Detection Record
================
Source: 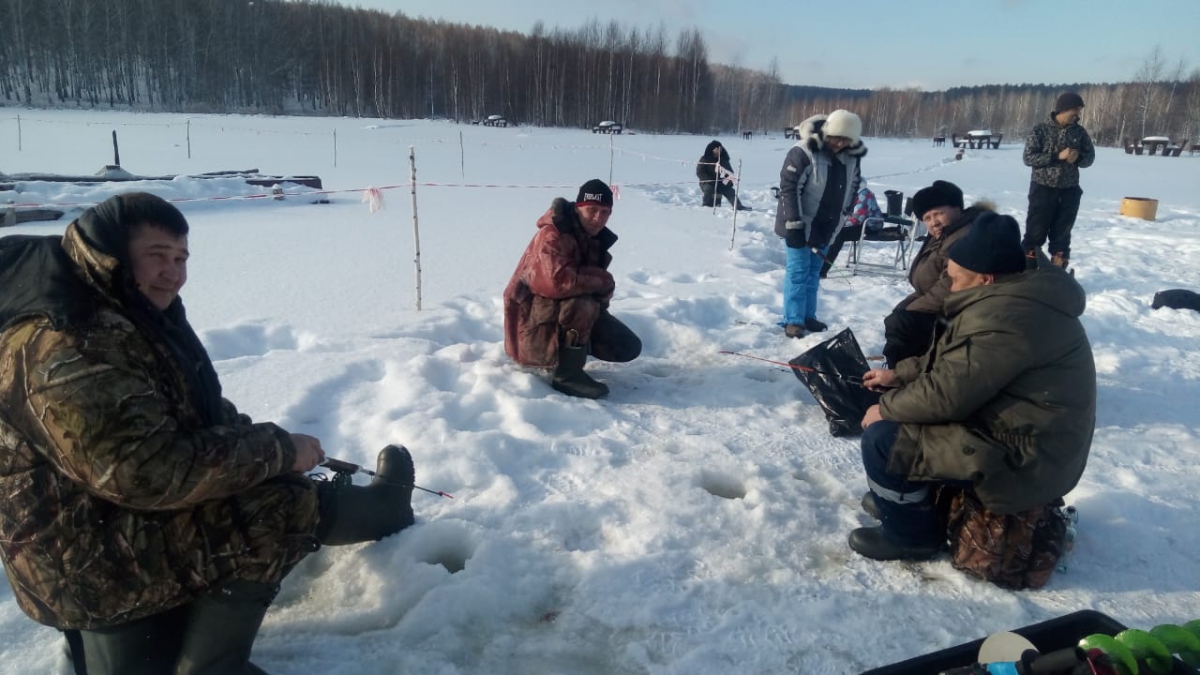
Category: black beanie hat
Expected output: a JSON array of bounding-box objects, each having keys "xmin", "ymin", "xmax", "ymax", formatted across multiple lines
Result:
[
  {"xmin": 1055, "ymin": 92, "xmax": 1084, "ymax": 113},
  {"xmin": 911, "ymin": 180, "xmax": 964, "ymax": 220},
  {"xmin": 576, "ymin": 179, "xmax": 614, "ymax": 208},
  {"xmin": 948, "ymin": 212, "xmax": 1026, "ymax": 275}
]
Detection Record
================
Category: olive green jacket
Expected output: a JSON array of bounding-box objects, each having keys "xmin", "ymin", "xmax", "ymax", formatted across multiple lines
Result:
[
  {"xmin": 880, "ymin": 268, "xmax": 1096, "ymax": 514},
  {"xmin": 0, "ymin": 222, "xmax": 318, "ymax": 629}
]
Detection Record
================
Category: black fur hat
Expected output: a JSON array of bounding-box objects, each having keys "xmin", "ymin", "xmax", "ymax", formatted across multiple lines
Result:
[{"xmin": 911, "ymin": 180, "xmax": 964, "ymax": 220}]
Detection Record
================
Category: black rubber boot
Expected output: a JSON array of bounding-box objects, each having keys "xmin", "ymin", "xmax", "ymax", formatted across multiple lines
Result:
[
  {"xmin": 551, "ymin": 344, "xmax": 609, "ymax": 399},
  {"xmin": 848, "ymin": 496, "xmax": 942, "ymax": 561},
  {"xmin": 848, "ymin": 526, "xmax": 941, "ymax": 561},
  {"xmin": 316, "ymin": 445, "xmax": 416, "ymax": 546},
  {"xmin": 804, "ymin": 317, "xmax": 828, "ymax": 333},
  {"xmin": 175, "ymin": 580, "xmax": 280, "ymax": 675}
]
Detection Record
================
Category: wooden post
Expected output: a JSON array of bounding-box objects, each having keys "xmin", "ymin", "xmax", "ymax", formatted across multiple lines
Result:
[
  {"xmin": 729, "ymin": 159, "xmax": 742, "ymax": 250},
  {"xmin": 333, "ymin": 129, "xmax": 338, "ymax": 168},
  {"xmin": 16, "ymin": 115, "xmax": 21, "ymax": 152},
  {"xmin": 409, "ymin": 146, "xmax": 423, "ymax": 311},
  {"xmin": 112, "ymin": 131, "xmax": 121, "ymax": 166},
  {"xmin": 459, "ymin": 130, "xmax": 465, "ymax": 179},
  {"xmin": 186, "ymin": 119, "xmax": 191, "ymax": 159},
  {"xmin": 609, "ymin": 133, "xmax": 614, "ymax": 185}
]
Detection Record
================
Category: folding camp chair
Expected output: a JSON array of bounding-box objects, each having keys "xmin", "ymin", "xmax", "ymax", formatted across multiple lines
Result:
[{"xmin": 848, "ymin": 194, "xmax": 920, "ymax": 276}]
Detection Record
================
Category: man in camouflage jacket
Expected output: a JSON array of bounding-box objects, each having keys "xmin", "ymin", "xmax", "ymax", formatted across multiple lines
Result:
[
  {"xmin": 1021, "ymin": 92, "xmax": 1096, "ymax": 267},
  {"xmin": 0, "ymin": 193, "xmax": 414, "ymax": 673}
]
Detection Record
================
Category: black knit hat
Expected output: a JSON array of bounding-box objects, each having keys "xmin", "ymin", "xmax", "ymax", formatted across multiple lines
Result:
[
  {"xmin": 1055, "ymin": 92, "xmax": 1085, "ymax": 113},
  {"xmin": 948, "ymin": 212, "xmax": 1026, "ymax": 275},
  {"xmin": 576, "ymin": 179, "xmax": 614, "ymax": 208},
  {"xmin": 911, "ymin": 180, "xmax": 964, "ymax": 220}
]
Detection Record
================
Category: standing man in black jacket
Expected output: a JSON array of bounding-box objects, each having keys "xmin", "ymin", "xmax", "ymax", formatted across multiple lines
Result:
[{"xmin": 1021, "ymin": 92, "xmax": 1095, "ymax": 269}]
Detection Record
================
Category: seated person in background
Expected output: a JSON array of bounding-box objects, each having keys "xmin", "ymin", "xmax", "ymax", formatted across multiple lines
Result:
[
  {"xmin": 851, "ymin": 213, "xmax": 1095, "ymax": 562},
  {"xmin": 882, "ymin": 180, "xmax": 992, "ymax": 367},
  {"xmin": 0, "ymin": 192, "xmax": 415, "ymax": 674},
  {"xmin": 820, "ymin": 186, "xmax": 884, "ymax": 278},
  {"xmin": 504, "ymin": 179, "xmax": 642, "ymax": 400},
  {"xmin": 696, "ymin": 140, "xmax": 751, "ymax": 211}
]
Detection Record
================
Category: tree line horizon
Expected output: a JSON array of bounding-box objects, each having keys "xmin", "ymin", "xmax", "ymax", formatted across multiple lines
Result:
[{"xmin": 2, "ymin": 0, "xmax": 1197, "ymax": 147}]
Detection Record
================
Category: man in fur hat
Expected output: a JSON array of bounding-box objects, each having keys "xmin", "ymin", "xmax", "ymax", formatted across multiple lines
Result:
[
  {"xmin": 881, "ymin": 180, "xmax": 994, "ymax": 367},
  {"xmin": 1021, "ymin": 92, "xmax": 1095, "ymax": 269},
  {"xmin": 773, "ymin": 109, "xmax": 867, "ymax": 338}
]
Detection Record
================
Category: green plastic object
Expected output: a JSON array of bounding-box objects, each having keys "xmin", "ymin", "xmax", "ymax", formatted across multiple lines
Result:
[
  {"xmin": 1078, "ymin": 633, "xmax": 1139, "ymax": 675},
  {"xmin": 1115, "ymin": 628, "xmax": 1173, "ymax": 675}
]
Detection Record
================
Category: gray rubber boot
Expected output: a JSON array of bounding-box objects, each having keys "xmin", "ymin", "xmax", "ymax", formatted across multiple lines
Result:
[{"xmin": 316, "ymin": 445, "xmax": 416, "ymax": 546}]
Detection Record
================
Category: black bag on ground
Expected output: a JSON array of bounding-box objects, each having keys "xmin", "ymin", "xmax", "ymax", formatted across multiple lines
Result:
[
  {"xmin": 789, "ymin": 327, "xmax": 879, "ymax": 437},
  {"xmin": 1151, "ymin": 288, "xmax": 1200, "ymax": 313}
]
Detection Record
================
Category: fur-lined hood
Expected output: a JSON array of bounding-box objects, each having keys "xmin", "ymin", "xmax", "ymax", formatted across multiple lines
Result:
[{"xmin": 794, "ymin": 113, "xmax": 867, "ymax": 158}]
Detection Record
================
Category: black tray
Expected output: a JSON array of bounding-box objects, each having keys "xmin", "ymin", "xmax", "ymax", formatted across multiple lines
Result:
[{"xmin": 861, "ymin": 609, "xmax": 1200, "ymax": 674}]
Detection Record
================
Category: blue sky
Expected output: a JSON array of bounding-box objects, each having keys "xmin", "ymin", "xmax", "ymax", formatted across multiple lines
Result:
[{"xmin": 345, "ymin": 0, "xmax": 1200, "ymax": 89}]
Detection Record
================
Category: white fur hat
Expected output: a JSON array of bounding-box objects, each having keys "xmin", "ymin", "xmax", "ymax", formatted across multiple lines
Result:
[{"xmin": 824, "ymin": 109, "xmax": 862, "ymax": 143}]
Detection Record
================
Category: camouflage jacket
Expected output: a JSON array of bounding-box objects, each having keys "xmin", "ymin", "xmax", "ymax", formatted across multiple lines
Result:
[
  {"xmin": 1023, "ymin": 114, "xmax": 1096, "ymax": 189},
  {"xmin": 503, "ymin": 198, "xmax": 617, "ymax": 367},
  {"xmin": 0, "ymin": 223, "xmax": 319, "ymax": 630}
]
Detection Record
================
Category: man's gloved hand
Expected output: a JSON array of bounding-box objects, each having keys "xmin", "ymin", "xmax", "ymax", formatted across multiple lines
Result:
[{"xmin": 784, "ymin": 223, "xmax": 807, "ymax": 249}]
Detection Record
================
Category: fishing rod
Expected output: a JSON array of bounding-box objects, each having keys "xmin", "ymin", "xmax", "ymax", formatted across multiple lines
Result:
[
  {"xmin": 322, "ymin": 457, "xmax": 455, "ymax": 499},
  {"xmin": 718, "ymin": 349, "xmax": 886, "ymax": 388}
]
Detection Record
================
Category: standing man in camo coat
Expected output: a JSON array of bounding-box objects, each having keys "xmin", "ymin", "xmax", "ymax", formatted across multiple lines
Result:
[
  {"xmin": 0, "ymin": 193, "xmax": 416, "ymax": 674},
  {"xmin": 1021, "ymin": 92, "xmax": 1095, "ymax": 268}
]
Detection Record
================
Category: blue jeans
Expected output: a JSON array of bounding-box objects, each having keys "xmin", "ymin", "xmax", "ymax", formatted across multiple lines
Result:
[{"xmin": 781, "ymin": 244, "xmax": 824, "ymax": 326}]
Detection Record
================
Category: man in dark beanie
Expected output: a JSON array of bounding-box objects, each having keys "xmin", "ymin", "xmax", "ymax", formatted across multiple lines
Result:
[
  {"xmin": 881, "ymin": 180, "xmax": 997, "ymax": 367},
  {"xmin": 0, "ymin": 192, "xmax": 419, "ymax": 673},
  {"xmin": 504, "ymin": 179, "xmax": 641, "ymax": 399},
  {"xmin": 849, "ymin": 212, "xmax": 1096, "ymax": 564},
  {"xmin": 1022, "ymin": 91, "xmax": 1095, "ymax": 269}
]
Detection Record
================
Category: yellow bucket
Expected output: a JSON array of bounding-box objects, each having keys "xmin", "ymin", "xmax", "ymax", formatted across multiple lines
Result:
[{"xmin": 1119, "ymin": 197, "xmax": 1158, "ymax": 221}]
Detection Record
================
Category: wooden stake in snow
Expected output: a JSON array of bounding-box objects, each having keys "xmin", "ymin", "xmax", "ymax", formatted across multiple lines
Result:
[
  {"xmin": 409, "ymin": 146, "xmax": 423, "ymax": 311},
  {"xmin": 333, "ymin": 129, "xmax": 338, "ymax": 168},
  {"xmin": 729, "ymin": 159, "xmax": 742, "ymax": 250},
  {"xmin": 459, "ymin": 130, "xmax": 465, "ymax": 179},
  {"xmin": 186, "ymin": 119, "xmax": 191, "ymax": 159},
  {"xmin": 112, "ymin": 131, "xmax": 121, "ymax": 166},
  {"xmin": 17, "ymin": 115, "xmax": 21, "ymax": 152},
  {"xmin": 609, "ymin": 134, "xmax": 614, "ymax": 185}
]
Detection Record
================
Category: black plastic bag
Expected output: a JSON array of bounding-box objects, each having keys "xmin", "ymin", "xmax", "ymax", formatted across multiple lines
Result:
[{"xmin": 789, "ymin": 327, "xmax": 880, "ymax": 437}]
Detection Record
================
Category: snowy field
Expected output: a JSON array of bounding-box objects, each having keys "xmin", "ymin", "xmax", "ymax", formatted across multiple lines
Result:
[{"xmin": 1, "ymin": 109, "xmax": 1199, "ymax": 674}]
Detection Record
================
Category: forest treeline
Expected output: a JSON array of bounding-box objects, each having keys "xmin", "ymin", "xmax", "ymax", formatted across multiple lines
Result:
[{"xmin": 2, "ymin": 0, "xmax": 1197, "ymax": 146}]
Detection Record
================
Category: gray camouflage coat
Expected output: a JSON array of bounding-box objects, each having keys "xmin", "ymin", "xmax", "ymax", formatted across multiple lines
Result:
[{"xmin": 1023, "ymin": 113, "xmax": 1095, "ymax": 189}]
